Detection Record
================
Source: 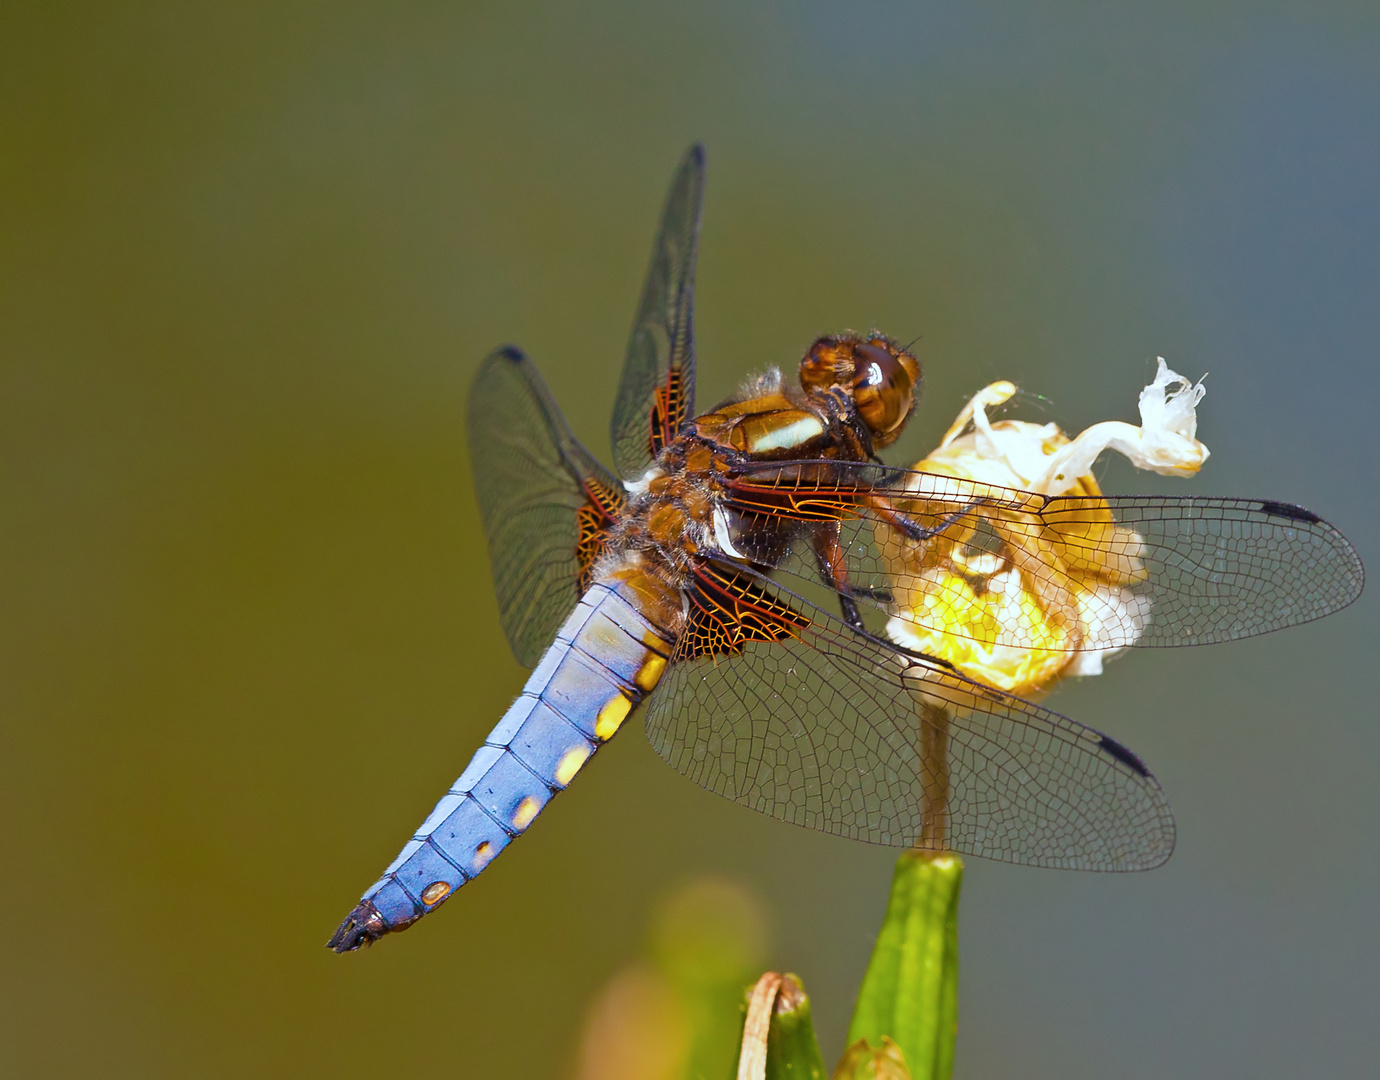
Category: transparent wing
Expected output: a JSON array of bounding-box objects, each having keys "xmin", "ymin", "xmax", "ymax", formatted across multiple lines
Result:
[
  {"xmin": 719, "ymin": 460, "xmax": 1365, "ymax": 651},
  {"xmin": 610, "ymin": 144, "xmax": 704, "ymax": 481},
  {"xmin": 644, "ymin": 562, "xmax": 1174, "ymax": 870},
  {"xmin": 468, "ymin": 347, "xmax": 625, "ymax": 667}
]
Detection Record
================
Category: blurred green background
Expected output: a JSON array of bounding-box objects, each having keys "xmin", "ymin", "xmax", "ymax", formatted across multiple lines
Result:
[{"xmin": 2, "ymin": 3, "xmax": 1377, "ymax": 1077}]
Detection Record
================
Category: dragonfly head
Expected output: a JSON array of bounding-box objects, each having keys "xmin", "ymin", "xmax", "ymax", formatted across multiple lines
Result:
[{"xmin": 798, "ymin": 333, "xmax": 921, "ymax": 449}]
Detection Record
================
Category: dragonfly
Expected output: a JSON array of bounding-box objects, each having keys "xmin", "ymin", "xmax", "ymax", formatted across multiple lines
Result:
[{"xmin": 328, "ymin": 145, "xmax": 1364, "ymax": 952}]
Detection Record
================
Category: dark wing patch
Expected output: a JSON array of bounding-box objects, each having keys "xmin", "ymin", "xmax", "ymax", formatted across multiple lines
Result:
[
  {"xmin": 610, "ymin": 145, "xmax": 705, "ymax": 481},
  {"xmin": 679, "ymin": 561, "xmax": 812, "ymax": 659},
  {"xmin": 649, "ymin": 363, "xmax": 689, "ymax": 462},
  {"xmin": 1258, "ymin": 499, "xmax": 1322, "ymax": 525},
  {"xmin": 575, "ymin": 475, "xmax": 625, "ymax": 594},
  {"xmin": 1097, "ymin": 735, "xmax": 1151, "ymax": 778},
  {"xmin": 468, "ymin": 347, "xmax": 625, "ymax": 667}
]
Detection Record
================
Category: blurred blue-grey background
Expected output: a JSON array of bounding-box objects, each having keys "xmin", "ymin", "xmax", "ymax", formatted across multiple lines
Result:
[{"xmin": 2, "ymin": 3, "xmax": 1377, "ymax": 1077}]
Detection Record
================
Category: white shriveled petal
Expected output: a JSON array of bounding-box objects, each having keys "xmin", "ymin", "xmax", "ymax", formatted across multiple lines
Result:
[
  {"xmin": 929, "ymin": 359, "xmax": 1210, "ymax": 498},
  {"xmin": 1033, "ymin": 358, "xmax": 1209, "ymax": 494}
]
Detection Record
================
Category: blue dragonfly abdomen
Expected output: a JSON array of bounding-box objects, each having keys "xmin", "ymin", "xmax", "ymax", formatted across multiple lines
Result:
[{"xmin": 328, "ymin": 577, "xmax": 674, "ymax": 951}]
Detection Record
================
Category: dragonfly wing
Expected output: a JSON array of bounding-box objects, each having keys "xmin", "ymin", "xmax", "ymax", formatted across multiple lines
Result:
[
  {"xmin": 1058, "ymin": 493, "xmax": 1364, "ymax": 644},
  {"xmin": 722, "ymin": 460, "xmax": 1365, "ymax": 651},
  {"xmin": 468, "ymin": 347, "xmax": 625, "ymax": 667},
  {"xmin": 644, "ymin": 562, "xmax": 1174, "ymax": 870},
  {"xmin": 610, "ymin": 144, "xmax": 704, "ymax": 482}
]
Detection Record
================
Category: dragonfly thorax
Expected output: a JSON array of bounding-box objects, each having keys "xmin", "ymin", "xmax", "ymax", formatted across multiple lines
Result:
[{"xmin": 598, "ymin": 338, "xmax": 922, "ymax": 595}]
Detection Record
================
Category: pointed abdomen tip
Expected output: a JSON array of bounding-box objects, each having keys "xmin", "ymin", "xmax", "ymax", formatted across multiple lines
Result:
[{"xmin": 326, "ymin": 900, "xmax": 390, "ymax": 954}]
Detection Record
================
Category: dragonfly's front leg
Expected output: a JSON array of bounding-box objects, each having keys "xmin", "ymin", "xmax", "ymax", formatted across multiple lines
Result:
[{"xmin": 869, "ymin": 496, "xmax": 983, "ymax": 544}]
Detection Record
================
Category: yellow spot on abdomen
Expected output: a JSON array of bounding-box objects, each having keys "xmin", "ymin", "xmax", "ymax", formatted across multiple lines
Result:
[
  {"xmin": 473, "ymin": 840, "xmax": 496, "ymax": 872},
  {"xmin": 511, "ymin": 795, "xmax": 540, "ymax": 830},
  {"xmin": 421, "ymin": 880, "xmax": 451, "ymax": 906},
  {"xmin": 635, "ymin": 653, "xmax": 667, "ymax": 692},
  {"xmin": 595, "ymin": 693, "xmax": 632, "ymax": 740},
  {"xmin": 554, "ymin": 745, "xmax": 592, "ymax": 786}
]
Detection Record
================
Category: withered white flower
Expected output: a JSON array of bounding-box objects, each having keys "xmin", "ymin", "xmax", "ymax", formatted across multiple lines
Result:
[{"xmin": 885, "ymin": 359, "xmax": 1209, "ymax": 695}]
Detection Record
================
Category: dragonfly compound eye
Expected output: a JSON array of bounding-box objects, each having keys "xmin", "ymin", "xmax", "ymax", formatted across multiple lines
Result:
[{"xmin": 850, "ymin": 340, "xmax": 919, "ymax": 447}]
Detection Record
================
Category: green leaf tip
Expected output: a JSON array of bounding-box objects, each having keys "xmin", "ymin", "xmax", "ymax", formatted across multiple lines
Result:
[
  {"xmin": 844, "ymin": 851, "xmax": 963, "ymax": 1080},
  {"xmin": 766, "ymin": 974, "xmax": 829, "ymax": 1080},
  {"xmin": 735, "ymin": 972, "xmax": 829, "ymax": 1080}
]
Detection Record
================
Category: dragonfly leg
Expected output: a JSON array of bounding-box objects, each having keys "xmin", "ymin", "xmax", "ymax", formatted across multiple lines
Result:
[
  {"xmin": 811, "ymin": 523, "xmax": 869, "ymax": 633},
  {"xmin": 837, "ymin": 592, "xmax": 866, "ymax": 632},
  {"xmin": 870, "ymin": 497, "xmax": 984, "ymax": 543}
]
